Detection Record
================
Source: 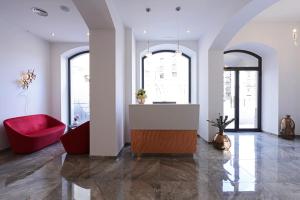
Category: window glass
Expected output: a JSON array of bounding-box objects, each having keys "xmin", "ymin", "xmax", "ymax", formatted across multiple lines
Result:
[
  {"xmin": 69, "ymin": 52, "xmax": 90, "ymax": 125},
  {"xmin": 143, "ymin": 52, "xmax": 190, "ymax": 104}
]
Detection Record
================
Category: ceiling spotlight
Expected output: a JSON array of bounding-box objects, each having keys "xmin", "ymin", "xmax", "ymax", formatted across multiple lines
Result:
[
  {"xmin": 143, "ymin": 30, "xmax": 147, "ymax": 34},
  {"xmin": 186, "ymin": 30, "xmax": 191, "ymax": 33},
  {"xmin": 31, "ymin": 7, "xmax": 48, "ymax": 17},
  {"xmin": 292, "ymin": 28, "xmax": 298, "ymax": 46},
  {"xmin": 60, "ymin": 5, "xmax": 70, "ymax": 12},
  {"xmin": 51, "ymin": 32, "xmax": 55, "ymax": 37}
]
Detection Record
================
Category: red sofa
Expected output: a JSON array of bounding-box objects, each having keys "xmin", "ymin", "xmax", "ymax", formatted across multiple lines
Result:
[
  {"xmin": 60, "ymin": 121, "xmax": 89, "ymax": 154},
  {"xmin": 3, "ymin": 114, "xmax": 66, "ymax": 153}
]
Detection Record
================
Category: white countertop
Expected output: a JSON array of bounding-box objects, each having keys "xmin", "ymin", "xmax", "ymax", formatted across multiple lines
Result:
[{"xmin": 129, "ymin": 104, "xmax": 199, "ymax": 130}]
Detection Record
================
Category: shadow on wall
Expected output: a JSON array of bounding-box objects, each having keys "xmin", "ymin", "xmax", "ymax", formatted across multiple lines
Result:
[
  {"xmin": 0, "ymin": 126, "xmax": 9, "ymax": 150},
  {"xmin": 226, "ymin": 42, "xmax": 279, "ymax": 134}
]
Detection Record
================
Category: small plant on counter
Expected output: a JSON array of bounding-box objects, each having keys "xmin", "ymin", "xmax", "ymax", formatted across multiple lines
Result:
[{"xmin": 136, "ymin": 89, "xmax": 147, "ymax": 104}]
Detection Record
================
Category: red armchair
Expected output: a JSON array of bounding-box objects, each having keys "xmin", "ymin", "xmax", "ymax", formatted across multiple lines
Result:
[
  {"xmin": 60, "ymin": 121, "xmax": 89, "ymax": 154},
  {"xmin": 3, "ymin": 114, "xmax": 66, "ymax": 153}
]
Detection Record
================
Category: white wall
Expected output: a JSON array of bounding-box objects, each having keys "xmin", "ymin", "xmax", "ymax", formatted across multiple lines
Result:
[
  {"xmin": 49, "ymin": 42, "xmax": 88, "ymax": 124},
  {"xmin": 73, "ymin": 0, "xmax": 126, "ymax": 156},
  {"xmin": 115, "ymin": 23, "xmax": 125, "ymax": 153},
  {"xmin": 228, "ymin": 22, "xmax": 300, "ymax": 134},
  {"xmin": 262, "ymin": 51, "xmax": 278, "ymax": 134},
  {"xmin": 124, "ymin": 28, "xmax": 136, "ymax": 142},
  {"xmin": 89, "ymin": 29, "xmax": 118, "ymax": 156},
  {"xmin": 0, "ymin": 18, "xmax": 50, "ymax": 150}
]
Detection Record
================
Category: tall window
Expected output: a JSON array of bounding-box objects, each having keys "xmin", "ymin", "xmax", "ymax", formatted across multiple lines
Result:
[
  {"xmin": 142, "ymin": 50, "xmax": 191, "ymax": 104},
  {"xmin": 68, "ymin": 51, "xmax": 90, "ymax": 125},
  {"xmin": 224, "ymin": 50, "xmax": 261, "ymax": 131}
]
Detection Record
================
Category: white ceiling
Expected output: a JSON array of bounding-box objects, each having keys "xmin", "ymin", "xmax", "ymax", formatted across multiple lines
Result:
[
  {"xmin": 112, "ymin": 0, "xmax": 251, "ymax": 41},
  {"xmin": 0, "ymin": 0, "xmax": 88, "ymax": 42},
  {"xmin": 254, "ymin": 0, "xmax": 300, "ymax": 22},
  {"xmin": 2, "ymin": 0, "xmax": 296, "ymax": 43}
]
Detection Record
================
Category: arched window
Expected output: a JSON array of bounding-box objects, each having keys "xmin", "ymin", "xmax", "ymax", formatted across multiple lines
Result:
[
  {"xmin": 142, "ymin": 50, "xmax": 191, "ymax": 104},
  {"xmin": 68, "ymin": 51, "xmax": 90, "ymax": 125},
  {"xmin": 224, "ymin": 50, "xmax": 262, "ymax": 131}
]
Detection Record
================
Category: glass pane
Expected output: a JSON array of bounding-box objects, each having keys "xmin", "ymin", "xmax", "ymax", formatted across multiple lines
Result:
[
  {"xmin": 223, "ymin": 71, "xmax": 235, "ymax": 129},
  {"xmin": 239, "ymin": 71, "xmax": 258, "ymax": 129},
  {"xmin": 224, "ymin": 52, "xmax": 258, "ymax": 68},
  {"xmin": 144, "ymin": 52, "xmax": 189, "ymax": 104},
  {"xmin": 70, "ymin": 53, "xmax": 90, "ymax": 125}
]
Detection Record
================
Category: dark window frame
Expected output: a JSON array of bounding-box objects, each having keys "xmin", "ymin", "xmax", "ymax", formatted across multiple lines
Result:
[
  {"xmin": 141, "ymin": 50, "xmax": 192, "ymax": 103},
  {"xmin": 67, "ymin": 50, "xmax": 90, "ymax": 125},
  {"xmin": 224, "ymin": 49, "xmax": 262, "ymax": 132}
]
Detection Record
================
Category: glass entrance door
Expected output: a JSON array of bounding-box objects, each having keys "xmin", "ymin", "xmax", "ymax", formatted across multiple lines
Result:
[
  {"xmin": 224, "ymin": 71, "xmax": 236, "ymax": 129},
  {"xmin": 224, "ymin": 50, "xmax": 261, "ymax": 131},
  {"xmin": 239, "ymin": 71, "xmax": 258, "ymax": 129}
]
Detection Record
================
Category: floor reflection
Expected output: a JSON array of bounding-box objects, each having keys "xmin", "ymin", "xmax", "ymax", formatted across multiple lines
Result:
[
  {"xmin": 1, "ymin": 132, "xmax": 300, "ymax": 199},
  {"xmin": 222, "ymin": 134, "xmax": 256, "ymax": 192},
  {"xmin": 72, "ymin": 183, "xmax": 91, "ymax": 200}
]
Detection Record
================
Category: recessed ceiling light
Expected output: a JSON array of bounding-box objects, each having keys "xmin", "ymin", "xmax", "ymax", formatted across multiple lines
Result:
[
  {"xmin": 143, "ymin": 30, "xmax": 147, "ymax": 34},
  {"xmin": 31, "ymin": 7, "xmax": 48, "ymax": 17},
  {"xmin": 60, "ymin": 5, "xmax": 70, "ymax": 12},
  {"xmin": 186, "ymin": 30, "xmax": 191, "ymax": 33},
  {"xmin": 51, "ymin": 32, "xmax": 55, "ymax": 37}
]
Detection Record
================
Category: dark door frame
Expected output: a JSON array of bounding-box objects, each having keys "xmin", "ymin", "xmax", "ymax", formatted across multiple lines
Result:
[
  {"xmin": 141, "ymin": 50, "xmax": 192, "ymax": 103},
  {"xmin": 224, "ymin": 50, "xmax": 262, "ymax": 132},
  {"xmin": 67, "ymin": 50, "xmax": 90, "ymax": 125}
]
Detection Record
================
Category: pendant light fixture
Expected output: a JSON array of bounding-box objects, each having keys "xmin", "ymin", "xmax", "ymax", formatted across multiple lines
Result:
[
  {"xmin": 293, "ymin": 28, "xmax": 298, "ymax": 46},
  {"xmin": 174, "ymin": 6, "xmax": 182, "ymax": 57},
  {"xmin": 145, "ymin": 7, "xmax": 152, "ymax": 57},
  {"xmin": 146, "ymin": 40, "xmax": 152, "ymax": 57},
  {"xmin": 175, "ymin": 40, "xmax": 182, "ymax": 57}
]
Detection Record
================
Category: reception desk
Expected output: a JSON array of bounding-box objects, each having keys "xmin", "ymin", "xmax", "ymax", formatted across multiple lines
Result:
[{"xmin": 129, "ymin": 104, "xmax": 199, "ymax": 155}]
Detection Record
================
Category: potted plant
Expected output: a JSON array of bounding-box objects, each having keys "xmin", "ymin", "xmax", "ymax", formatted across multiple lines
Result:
[
  {"xmin": 136, "ymin": 89, "xmax": 147, "ymax": 104},
  {"xmin": 207, "ymin": 114, "xmax": 234, "ymax": 151}
]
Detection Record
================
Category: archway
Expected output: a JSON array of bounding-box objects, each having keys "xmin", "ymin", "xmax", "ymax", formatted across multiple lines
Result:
[
  {"xmin": 198, "ymin": 0, "xmax": 279, "ymax": 141},
  {"xmin": 226, "ymin": 43, "xmax": 278, "ymax": 134},
  {"xmin": 59, "ymin": 46, "xmax": 89, "ymax": 125}
]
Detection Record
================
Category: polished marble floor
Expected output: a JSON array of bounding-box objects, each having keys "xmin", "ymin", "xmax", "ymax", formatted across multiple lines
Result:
[{"xmin": 1, "ymin": 132, "xmax": 300, "ymax": 199}]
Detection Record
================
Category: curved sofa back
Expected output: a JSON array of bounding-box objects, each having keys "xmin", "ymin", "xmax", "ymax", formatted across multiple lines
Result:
[{"xmin": 3, "ymin": 114, "xmax": 62, "ymax": 135}]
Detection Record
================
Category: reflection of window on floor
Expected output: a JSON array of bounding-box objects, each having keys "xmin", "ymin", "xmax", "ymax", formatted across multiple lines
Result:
[
  {"xmin": 68, "ymin": 52, "xmax": 90, "ymax": 125},
  {"xmin": 142, "ymin": 51, "xmax": 190, "ymax": 104},
  {"xmin": 72, "ymin": 184, "xmax": 91, "ymax": 200},
  {"xmin": 222, "ymin": 135, "xmax": 256, "ymax": 192}
]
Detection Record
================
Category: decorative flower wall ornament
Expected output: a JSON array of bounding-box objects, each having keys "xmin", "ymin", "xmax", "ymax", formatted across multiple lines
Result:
[{"xmin": 19, "ymin": 69, "xmax": 36, "ymax": 89}]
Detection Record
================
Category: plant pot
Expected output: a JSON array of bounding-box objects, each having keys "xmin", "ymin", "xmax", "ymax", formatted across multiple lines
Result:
[
  {"xmin": 213, "ymin": 132, "xmax": 231, "ymax": 151},
  {"xmin": 137, "ymin": 98, "xmax": 145, "ymax": 104}
]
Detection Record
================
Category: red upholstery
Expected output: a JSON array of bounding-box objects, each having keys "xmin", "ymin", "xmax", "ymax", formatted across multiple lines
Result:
[
  {"xmin": 60, "ymin": 121, "xmax": 89, "ymax": 154},
  {"xmin": 3, "ymin": 114, "xmax": 66, "ymax": 153}
]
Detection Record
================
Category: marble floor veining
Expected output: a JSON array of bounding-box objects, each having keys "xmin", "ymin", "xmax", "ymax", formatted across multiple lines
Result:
[{"xmin": 1, "ymin": 132, "xmax": 300, "ymax": 199}]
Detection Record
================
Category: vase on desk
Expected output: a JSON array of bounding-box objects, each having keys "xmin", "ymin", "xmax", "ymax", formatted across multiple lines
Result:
[{"xmin": 137, "ymin": 98, "xmax": 145, "ymax": 104}]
